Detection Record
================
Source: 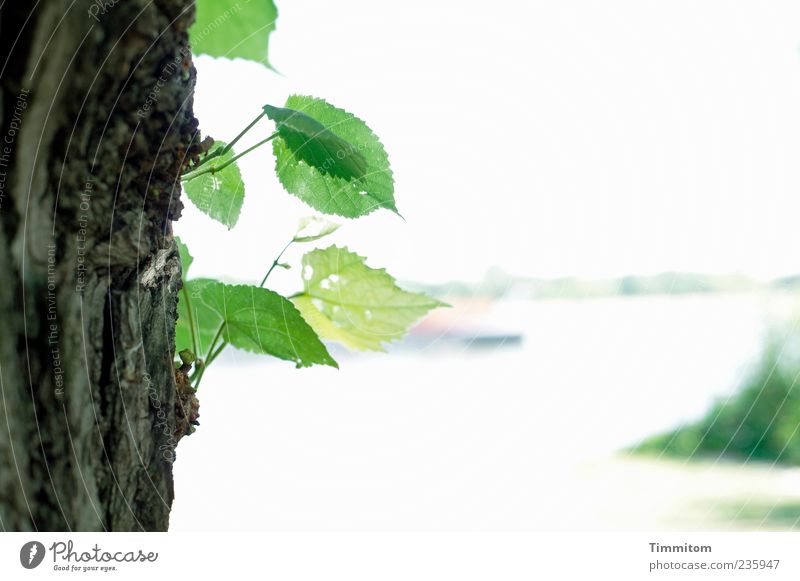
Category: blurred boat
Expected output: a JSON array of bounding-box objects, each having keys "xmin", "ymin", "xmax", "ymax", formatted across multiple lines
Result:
[{"xmin": 406, "ymin": 298, "xmax": 523, "ymax": 349}]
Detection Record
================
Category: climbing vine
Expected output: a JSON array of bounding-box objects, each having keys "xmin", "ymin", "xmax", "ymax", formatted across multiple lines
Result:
[{"xmin": 174, "ymin": 1, "xmax": 444, "ymax": 404}]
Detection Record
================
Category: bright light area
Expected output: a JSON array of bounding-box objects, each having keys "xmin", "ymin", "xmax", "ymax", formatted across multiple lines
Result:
[
  {"xmin": 172, "ymin": 0, "xmax": 800, "ymax": 532},
  {"xmin": 179, "ymin": 0, "xmax": 800, "ymax": 285}
]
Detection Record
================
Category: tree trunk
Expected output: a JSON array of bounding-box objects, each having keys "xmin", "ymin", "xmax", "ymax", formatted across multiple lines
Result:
[{"xmin": 0, "ymin": 0, "xmax": 202, "ymax": 531}]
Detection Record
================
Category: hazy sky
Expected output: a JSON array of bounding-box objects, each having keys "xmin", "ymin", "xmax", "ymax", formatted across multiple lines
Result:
[{"xmin": 177, "ymin": 0, "xmax": 800, "ymax": 286}]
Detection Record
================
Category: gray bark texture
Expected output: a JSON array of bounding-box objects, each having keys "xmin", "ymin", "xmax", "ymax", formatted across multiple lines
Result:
[{"xmin": 0, "ymin": 0, "xmax": 203, "ymax": 531}]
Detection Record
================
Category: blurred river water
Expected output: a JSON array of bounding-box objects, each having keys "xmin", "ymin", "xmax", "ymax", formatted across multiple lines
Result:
[{"xmin": 171, "ymin": 293, "xmax": 800, "ymax": 531}]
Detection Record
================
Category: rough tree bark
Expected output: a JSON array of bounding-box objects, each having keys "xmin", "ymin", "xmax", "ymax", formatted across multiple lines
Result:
[{"xmin": 0, "ymin": 0, "xmax": 203, "ymax": 531}]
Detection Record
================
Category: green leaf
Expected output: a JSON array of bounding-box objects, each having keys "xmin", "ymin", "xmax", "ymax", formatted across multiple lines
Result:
[
  {"xmin": 198, "ymin": 281, "xmax": 338, "ymax": 368},
  {"xmin": 176, "ymin": 277, "xmax": 225, "ymax": 357},
  {"xmin": 269, "ymin": 96, "xmax": 396, "ymax": 218},
  {"xmin": 190, "ymin": 0, "xmax": 278, "ymax": 67},
  {"xmin": 176, "ymin": 236, "xmax": 193, "ymax": 276},
  {"xmin": 264, "ymin": 104, "xmax": 368, "ymax": 181},
  {"xmin": 292, "ymin": 246, "xmax": 445, "ymax": 351},
  {"xmin": 183, "ymin": 140, "xmax": 245, "ymax": 229},
  {"xmin": 292, "ymin": 216, "xmax": 340, "ymax": 243}
]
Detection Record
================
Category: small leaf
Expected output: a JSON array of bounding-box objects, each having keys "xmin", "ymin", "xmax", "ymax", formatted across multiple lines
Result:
[
  {"xmin": 198, "ymin": 281, "xmax": 338, "ymax": 368},
  {"xmin": 179, "ymin": 349, "xmax": 196, "ymax": 365},
  {"xmin": 292, "ymin": 246, "xmax": 445, "ymax": 351},
  {"xmin": 176, "ymin": 236, "xmax": 193, "ymax": 276},
  {"xmin": 293, "ymin": 216, "xmax": 340, "ymax": 243},
  {"xmin": 270, "ymin": 96, "xmax": 396, "ymax": 218},
  {"xmin": 190, "ymin": 0, "xmax": 278, "ymax": 67},
  {"xmin": 183, "ymin": 140, "xmax": 245, "ymax": 229}
]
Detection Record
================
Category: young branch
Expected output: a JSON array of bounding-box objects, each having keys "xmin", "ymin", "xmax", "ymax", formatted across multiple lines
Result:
[
  {"xmin": 181, "ymin": 132, "xmax": 279, "ymax": 183},
  {"xmin": 188, "ymin": 111, "xmax": 267, "ymax": 173}
]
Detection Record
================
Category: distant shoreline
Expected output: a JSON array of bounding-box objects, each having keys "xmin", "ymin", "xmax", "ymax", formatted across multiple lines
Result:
[{"xmin": 405, "ymin": 271, "xmax": 800, "ymax": 301}]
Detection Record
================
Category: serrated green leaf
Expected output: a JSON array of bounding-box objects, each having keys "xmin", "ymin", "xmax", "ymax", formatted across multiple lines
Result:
[
  {"xmin": 198, "ymin": 281, "xmax": 337, "ymax": 368},
  {"xmin": 190, "ymin": 0, "xmax": 278, "ymax": 67},
  {"xmin": 270, "ymin": 96, "xmax": 396, "ymax": 218},
  {"xmin": 176, "ymin": 278, "xmax": 224, "ymax": 357},
  {"xmin": 293, "ymin": 216, "xmax": 340, "ymax": 243},
  {"xmin": 183, "ymin": 140, "xmax": 244, "ymax": 229},
  {"xmin": 264, "ymin": 104, "xmax": 368, "ymax": 181},
  {"xmin": 292, "ymin": 246, "xmax": 445, "ymax": 351}
]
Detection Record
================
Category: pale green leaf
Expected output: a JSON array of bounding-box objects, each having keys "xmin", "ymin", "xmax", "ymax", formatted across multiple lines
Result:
[
  {"xmin": 293, "ymin": 246, "xmax": 445, "ymax": 351},
  {"xmin": 293, "ymin": 296, "xmax": 375, "ymax": 351},
  {"xmin": 183, "ymin": 140, "xmax": 244, "ymax": 229},
  {"xmin": 190, "ymin": 0, "xmax": 278, "ymax": 67},
  {"xmin": 293, "ymin": 216, "xmax": 340, "ymax": 243},
  {"xmin": 198, "ymin": 281, "xmax": 337, "ymax": 368},
  {"xmin": 270, "ymin": 96, "xmax": 396, "ymax": 218}
]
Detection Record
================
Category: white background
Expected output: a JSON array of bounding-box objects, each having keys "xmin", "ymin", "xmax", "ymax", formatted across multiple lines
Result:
[
  {"xmin": 180, "ymin": 0, "xmax": 800, "ymax": 285},
  {"xmin": 172, "ymin": 0, "xmax": 800, "ymax": 532}
]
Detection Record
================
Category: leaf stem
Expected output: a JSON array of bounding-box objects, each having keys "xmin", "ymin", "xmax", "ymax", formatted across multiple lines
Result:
[
  {"xmin": 181, "ymin": 285, "xmax": 199, "ymax": 358},
  {"xmin": 224, "ymin": 111, "xmax": 267, "ymax": 155},
  {"xmin": 192, "ymin": 146, "xmax": 223, "ymax": 171},
  {"xmin": 190, "ymin": 238, "xmax": 296, "ymax": 390},
  {"xmin": 206, "ymin": 322, "xmax": 227, "ymax": 362},
  {"xmin": 186, "ymin": 112, "xmax": 266, "ymax": 173},
  {"xmin": 181, "ymin": 132, "xmax": 279, "ymax": 183},
  {"xmin": 260, "ymin": 240, "xmax": 295, "ymax": 287},
  {"xmin": 204, "ymin": 341, "xmax": 227, "ymax": 369},
  {"xmin": 193, "ymin": 322, "xmax": 226, "ymax": 389}
]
